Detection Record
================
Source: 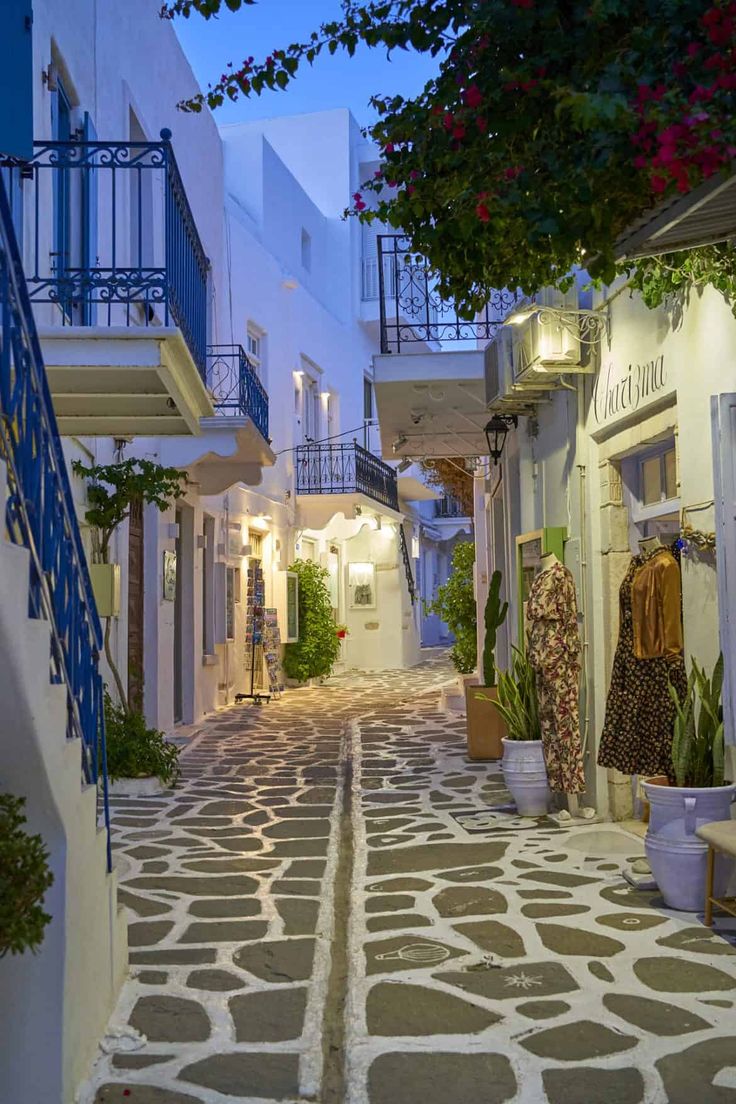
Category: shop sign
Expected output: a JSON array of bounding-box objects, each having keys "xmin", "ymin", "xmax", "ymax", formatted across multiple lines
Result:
[{"xmin": 593, "ymin": 354, "xmax": 669, "ymax": 426}]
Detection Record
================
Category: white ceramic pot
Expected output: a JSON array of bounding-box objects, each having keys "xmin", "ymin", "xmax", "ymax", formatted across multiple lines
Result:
[
  {"xmin": 501, "ymin": 738, "xmax": 551, "ymax": 817},
  {"xmin": 107, "ymin": 776, "xmax": 166, "ymax": 798}
]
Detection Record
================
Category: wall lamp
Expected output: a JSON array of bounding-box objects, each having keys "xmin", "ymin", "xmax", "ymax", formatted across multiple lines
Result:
[
  {"xmin": 392, "ymin": 433, "xmax": 408, "ymax": 454},
  {"xmin": 484, "ymin": 415, "xmax": 518, "ymax": 466}
]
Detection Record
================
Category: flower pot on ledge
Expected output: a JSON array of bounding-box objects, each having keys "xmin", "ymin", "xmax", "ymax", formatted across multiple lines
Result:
[{"xmin": 465, "ymin": 684, "xmax": 505, "ymax": 760}]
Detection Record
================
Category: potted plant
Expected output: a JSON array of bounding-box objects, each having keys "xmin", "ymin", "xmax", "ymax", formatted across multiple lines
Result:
[
  {"xmin": 104, "ymin": 692, "xmax": 181, "ymax": 796},
  {"xmin": 283, "ymin": 561, "xmax": 341, "ymax": 685},
  {"xmin": 0, "ymin": 795, "xmax": 53, "ymax": 958},
  {"xmin": 465, "ymin": 570, "xmax": 509, "ymax": 760},
  {"xmin": 493, "ymin": 647, "xmax": 551, "ymax": 816},
  {"xmin": 642, "ymin": 655, "xmax": 736, "ymax": 911}
]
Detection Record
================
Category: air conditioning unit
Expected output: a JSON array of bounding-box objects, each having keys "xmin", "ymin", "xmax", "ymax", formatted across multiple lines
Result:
[
  {"xmin": 512, "ymin": 285, "xmax": 591, "ymax": 388},
  {"xmin": 485, "ymin": 326, "xmax": 549, "ymax": 413}
]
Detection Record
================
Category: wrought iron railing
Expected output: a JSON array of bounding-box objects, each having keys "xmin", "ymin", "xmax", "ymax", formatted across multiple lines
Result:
[
  {"xmin": 295, "ymin": 441, "xmax": 399, "ymax": 512},
  {"xmin": 207, "ymin": 344, "xmax": 270, "ymax": 440},
  {"xmin": 434, "ymin": 495, "xmax": 470, "ymax": 518},
  {"xmin": 0, "ymin": 176, "xmax": 110, "ymax": 865},
  {"xmin": 3, "ymin": 129, "xmax": 209, "ymax": 381},
  {"xmin": 399, "ymin": 524, "xmax": 417, "ymax": 604},
  {"xmin": 377, "ymin": 233, "xmax": 519, "ymax": 354}
]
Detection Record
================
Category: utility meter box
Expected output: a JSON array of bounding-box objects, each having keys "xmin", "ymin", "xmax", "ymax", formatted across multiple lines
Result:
[{"xmin": 90, "ymin": 563, "xmax": 121, "ymax": 618}]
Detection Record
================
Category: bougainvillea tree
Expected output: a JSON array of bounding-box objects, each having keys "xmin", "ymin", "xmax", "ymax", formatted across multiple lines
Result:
[{"xmin": 162, "ymin": 0, "xmax": 736, "ymax": 310}]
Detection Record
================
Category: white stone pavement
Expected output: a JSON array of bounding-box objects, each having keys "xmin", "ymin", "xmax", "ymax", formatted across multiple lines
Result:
[{"xmin": 79, "ymin": 654, "xmax": 736, "ymax": 1104}]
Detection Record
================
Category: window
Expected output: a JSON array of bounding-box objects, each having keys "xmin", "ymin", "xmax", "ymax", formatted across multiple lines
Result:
[
  {"xmin": 248, "ymin": 530, "xmax": 264, "ymax": 559},
  {"xmin": 298, "ymin": 358, "xmax": 322, "ymax": 444},
  {"xmin": 621, "ymin": 439, "xmax": 680, "ymax": 545},
  {"xmin": 641, "ymin": 446, "xmax": 677, "ymax": 505},
  {"xmin": 246, "ymin": 325, "xmax": 265, "ymax": 379},
  {"xmin": 363, "ymin": 377, "xmax": 373, "ymax": 420},
  {"xmin": 301, "ymin": 228, "xmax": 312, "ymax": 271}
]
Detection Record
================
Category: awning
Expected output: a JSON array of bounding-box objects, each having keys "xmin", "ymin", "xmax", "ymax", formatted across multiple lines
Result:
[{"xmin": 615, "ymin": 171, "xmax": 736, "ymax": 260}]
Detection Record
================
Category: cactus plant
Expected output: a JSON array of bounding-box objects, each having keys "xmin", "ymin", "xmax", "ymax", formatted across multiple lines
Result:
[
  {"xmin": 669, "ymin": 654, "xmax": 725, "ymax": 788},
  {"xmin": 481, "ymin": 570, "xmax": 509, "ymax": 688}
]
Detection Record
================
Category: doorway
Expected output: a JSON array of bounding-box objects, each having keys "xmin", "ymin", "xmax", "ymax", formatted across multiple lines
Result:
[{"xmin": 173, "ymin": 504, "xmax": 195, "ymax": 725}]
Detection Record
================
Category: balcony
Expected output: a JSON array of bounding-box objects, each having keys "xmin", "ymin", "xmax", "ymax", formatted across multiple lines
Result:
[
  {"xmin": 160, "ymin": 344, "xmax": 274, "ymax": 493},
  {"xmin": 434, "ymin": 495, "xmax": 469, "ymax": 518},
  {"xmin": 371, "ymin": 234, "xmax": 521, "ymax": 461},
  {"xmin": 4, "ymin": 130, "xmax": 213, "ymax": 435},
  {"xmin": 295, "ymin": 442, "xmax": 400, "ymax": 528}
]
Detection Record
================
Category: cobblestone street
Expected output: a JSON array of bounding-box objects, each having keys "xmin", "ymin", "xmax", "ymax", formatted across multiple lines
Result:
[{"xmin": 81, "ymin": 655, "xmax": 736, "ymax": 1104}]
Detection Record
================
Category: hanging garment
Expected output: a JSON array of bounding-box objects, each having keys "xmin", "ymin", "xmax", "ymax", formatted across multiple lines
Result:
[
  {"xmin": 631, "ymin": 546, "xmax": 684, "ymax": 659},
  {"xmin": 597, "ymin": 547, "xmax": 687, "ymax": 778},
  {"xmin": 526, "ymin": 562, "xmax": 586, "ymax": 794}
]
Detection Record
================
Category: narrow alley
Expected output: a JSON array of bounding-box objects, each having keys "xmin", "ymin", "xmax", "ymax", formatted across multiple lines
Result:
[{"xmin": 82, "ymin": 655, "xmax": 736, "ymax": 1104}]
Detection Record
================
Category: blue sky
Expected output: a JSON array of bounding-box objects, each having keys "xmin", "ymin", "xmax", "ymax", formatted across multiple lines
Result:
[{"xmin": 173, "ymin": 0, "xmax": 440, "ymax": 128}]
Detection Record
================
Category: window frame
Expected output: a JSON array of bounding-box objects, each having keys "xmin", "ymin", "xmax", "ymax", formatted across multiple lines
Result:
[{"xmin": 621, "ymin": 438, "xmax": 680, "ymax": 546}]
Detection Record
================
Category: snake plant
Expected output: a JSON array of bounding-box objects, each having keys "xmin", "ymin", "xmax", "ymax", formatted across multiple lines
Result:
[
  {"xmin": 669, "ymin": 654, "xmax": 725, "ymax": 788},
  {"xmin": 493, "ymin": 646, "xmax": 541, "ymax": 741}
]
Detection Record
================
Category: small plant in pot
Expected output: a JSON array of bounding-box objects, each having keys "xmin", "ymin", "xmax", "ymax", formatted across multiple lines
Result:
[
  {"xmin": 642, "ymin": 655, "xmax": 736, "ymax": 912},
  {"xmin": 465, "ymin": 569, "xmax": 508, "ymax": 760},
  {"xmin": 104, "ymin": 692, "xmax": 181, "ymax": 796},
  {"xmin": 493, "ymin": 647, "xmax": 552, "ymax": 817}
]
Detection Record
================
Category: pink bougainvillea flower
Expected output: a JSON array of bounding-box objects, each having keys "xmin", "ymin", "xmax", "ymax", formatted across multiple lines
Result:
[
  {"xmin": 463, "ymin": 84, "xmax": 483, "ymax": 108},
  {"xmin": 651, "ymin": 175, "xmax": 668, "ymax": 193},
  {"xmin": 512, "ymin": 0, "xmax": 534, "ymax": 8},
  {"xmin": 476, "ymin": 202, "xmax": 491, "ymax": 222}
]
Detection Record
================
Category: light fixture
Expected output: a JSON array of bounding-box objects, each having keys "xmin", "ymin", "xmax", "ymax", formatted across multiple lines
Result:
[
  {"xmin": 506, "ymin": 304, "xmax": 534, "ymax": 325},
  {"xmin": 484, "ymin": 415, "xmax": 518, "ymax": 466},
  {"xmin": 392, "ymin": 433, "xmax": 407, "ymax": 454},
  {"xmin": 397, "ymin": 458, "xmax": 412, "ymax": 473}
]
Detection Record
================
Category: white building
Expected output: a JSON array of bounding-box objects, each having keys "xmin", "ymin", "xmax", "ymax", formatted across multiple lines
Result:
[{"xmin": 0, "ymin": 5, "xmax": 431, "ymax": 1101}]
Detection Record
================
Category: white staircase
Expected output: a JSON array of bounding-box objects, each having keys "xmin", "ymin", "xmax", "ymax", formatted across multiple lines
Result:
[
  {"xmin": 0, "ymin": 176, "xmax": 128, "ymax": 1104},
  {"xmin": 0, "ymin": 507, "xmax": 128, "ymax": 1104}
]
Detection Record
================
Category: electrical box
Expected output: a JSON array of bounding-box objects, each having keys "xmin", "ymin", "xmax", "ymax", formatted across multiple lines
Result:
[{"xmin": 90, "ymin": 563, "xmax": 121, "ymax": 618}]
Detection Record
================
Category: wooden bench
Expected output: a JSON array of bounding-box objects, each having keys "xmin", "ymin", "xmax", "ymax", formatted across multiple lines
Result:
[{"xmin": 695, "ymin": 820, "xmax": 736, "ymax": 926}]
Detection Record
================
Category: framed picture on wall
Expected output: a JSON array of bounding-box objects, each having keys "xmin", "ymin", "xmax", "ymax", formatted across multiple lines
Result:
[
  {"xmin": 348, "ymin": 561, "xmax": 376, "ymax": 609},
  {"xmin": 163, "ymin": 550, "xmax": 177, "ymax": 601}
]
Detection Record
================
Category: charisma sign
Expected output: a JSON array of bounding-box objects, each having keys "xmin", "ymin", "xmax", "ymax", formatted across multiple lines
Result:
[{"xmin": 593, "ymin": 354, "xmax": 668, "ymax": 426}]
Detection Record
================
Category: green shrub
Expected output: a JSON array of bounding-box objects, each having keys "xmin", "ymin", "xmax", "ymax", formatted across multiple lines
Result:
[
  {"xmin": 424, "ymin": 540, "xmax": 477, "ymax": 674},
  {"xmin": 0, "ymin": 795, "xmax": 53, "ymax": 958},
  {"xmin": 104, "ymin": 693, "xmax": 181, "ymax": 786},
  {"xmin": 283, "ymin": 560, "xmax": 341, "ymax": 683}
]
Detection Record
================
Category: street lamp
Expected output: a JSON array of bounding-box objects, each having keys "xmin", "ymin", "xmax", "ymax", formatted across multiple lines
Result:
[{"xmin": 484, "ymin": 415, "xmax": 518, "ymax": 466}]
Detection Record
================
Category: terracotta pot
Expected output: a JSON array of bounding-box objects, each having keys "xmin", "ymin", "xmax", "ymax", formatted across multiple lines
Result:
[{"xmin": 465, "ymin": 685, "xmax": 505, "ymax": 760}]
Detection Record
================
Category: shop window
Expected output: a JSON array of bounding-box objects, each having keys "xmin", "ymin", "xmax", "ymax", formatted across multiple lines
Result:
[
  {"xmin": 622, "ymin": 440, "xmax": 680, "ymax": 545},
  {"xmin": 248, "ymin": 529, "xmax": 264, "ymax": 559}
]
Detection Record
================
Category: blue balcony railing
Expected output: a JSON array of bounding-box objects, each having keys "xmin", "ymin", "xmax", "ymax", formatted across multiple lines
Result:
[
  {"xmin": 296, "ymin": 442, "xmax": 399, "ymax": 512},
  {"xmin": 3, "ymin": 129, "xmax": 208, "ymax": 381},
  {"xmin": 207, "ymin": 344, "xmax": 269, "ymax": 440},
  {"xmin": 0, "ymin": 175, "xmax": 110, "ymax": 864}
]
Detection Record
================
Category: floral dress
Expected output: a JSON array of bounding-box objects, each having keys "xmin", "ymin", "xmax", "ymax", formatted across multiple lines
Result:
[
  {"xmin": 597, "ymin": 548, "xmax": 687, "ymax": 778},
  {"xmin": 526, "ymin": 562, "xmax": 586, "ymax": 794}
]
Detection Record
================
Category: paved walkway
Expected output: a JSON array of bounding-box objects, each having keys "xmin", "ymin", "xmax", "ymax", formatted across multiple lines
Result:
[{"xmin": 81, "ymin": 655, "xmax": 736, "ymax": 1104}]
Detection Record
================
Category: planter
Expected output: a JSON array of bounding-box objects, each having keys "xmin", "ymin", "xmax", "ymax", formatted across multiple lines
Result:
[
  {"xmin": 108, "ymin": 776, "xmax": 166, "ymax": 798},
  {"xmin": 501, "ymin": 738, "xmax": 551, "ymax": 816},
  {"xmin": 642, "ymin": 780, "xmax": 736, "ymax": 911},
  {"xmin": 465, "ymin": 685, "xmax": 505, "ymax": 760}
]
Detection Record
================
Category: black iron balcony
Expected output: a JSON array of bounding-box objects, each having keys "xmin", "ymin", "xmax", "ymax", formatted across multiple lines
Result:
[
  {"xmin": 296, "ymin": 442, "xmax": 399, "ymax": 512},
  {"xmin": 378, "ymin": 233, "xmax": 519, "ymax": 354},
  {"xmin": 434, "ymin": 495, "xmax": 469, "ymax": 518},
  {"xmin": 207, "ymin": 344, "xmax": 269, "ymax": 440},
  {"xmin": 3, "ymin": 129, "xmax": 209, "ymax": 380}
]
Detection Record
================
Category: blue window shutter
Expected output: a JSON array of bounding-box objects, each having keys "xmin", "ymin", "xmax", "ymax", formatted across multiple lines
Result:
[{"xmin": 0, "ymin": 0, "xmax": 33, "ymax": 160}]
